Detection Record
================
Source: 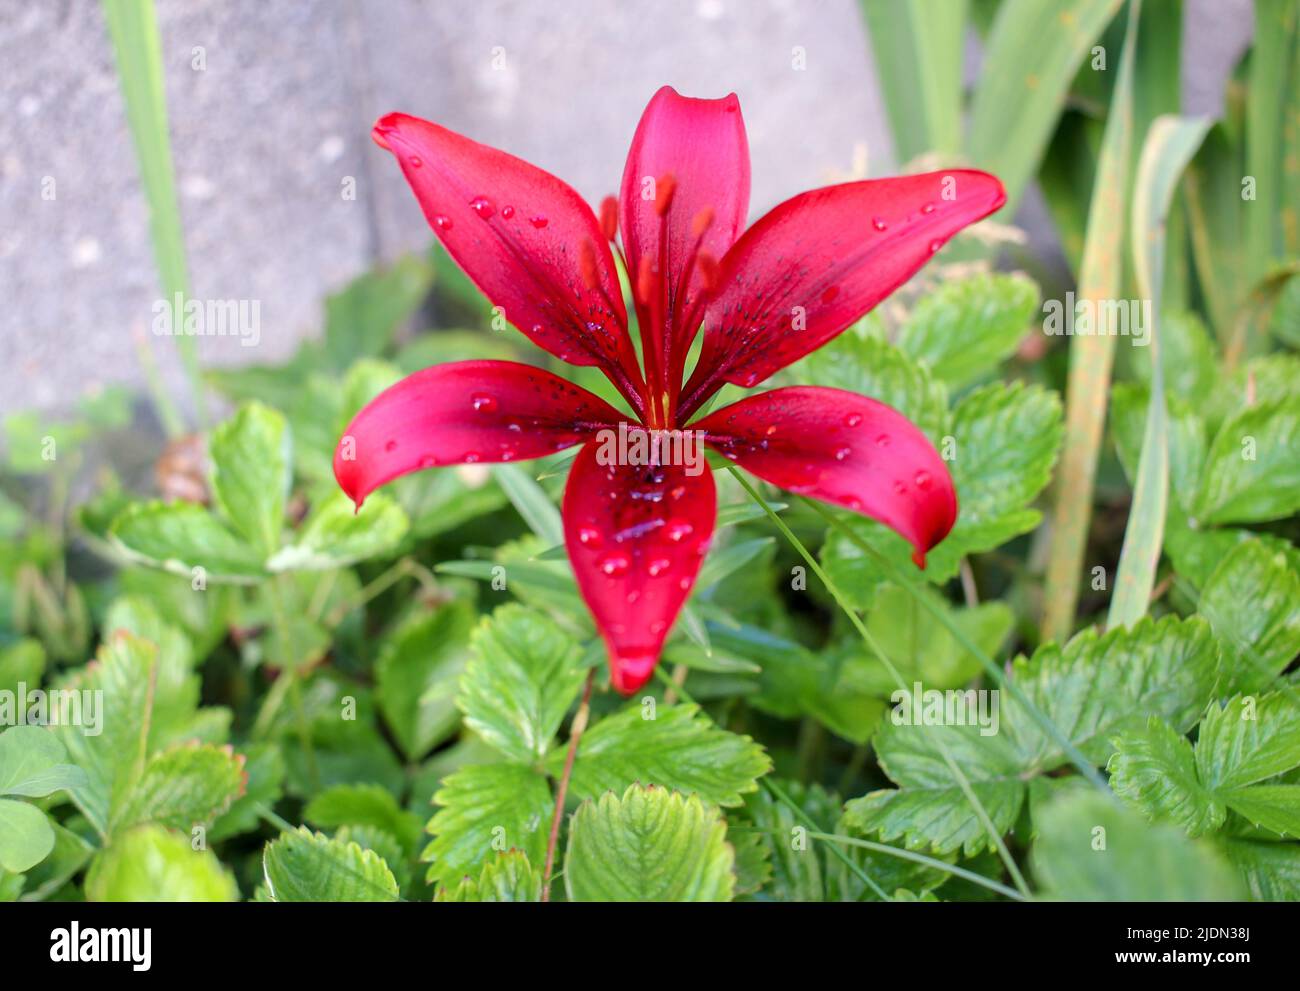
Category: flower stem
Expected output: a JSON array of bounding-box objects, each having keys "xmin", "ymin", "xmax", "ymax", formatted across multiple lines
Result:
[{"xmin": 541, "ymin": 667, "xmax": 595, "ymax": 902}]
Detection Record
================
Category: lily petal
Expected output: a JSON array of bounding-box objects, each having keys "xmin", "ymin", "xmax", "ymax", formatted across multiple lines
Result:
[
  {"xmin": 679, "ymin": 170, "xmax": 1005, "ymax": 418},
  {"xmin": 619, "ymin": 87, "xmax": 751, "ymax": 383},
  {"xmin": 696, "ymin": 387, "xmax": 956, "ymax": 566},
  {"xmin": 373, "ymin": 112, "xmax": 644, "ymax": 411},
  {"xmin": 563, "ymin": 442, "xmax": 717, "ymax": 695},
  {"xmin": 335, "ymin": 360, "xmax": 622, "ymax": 508}
]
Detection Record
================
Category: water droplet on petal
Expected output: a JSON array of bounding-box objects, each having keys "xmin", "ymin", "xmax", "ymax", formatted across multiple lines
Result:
[
  {"xmin": 914, "ymin": 470, "xmax": 932, "ymax": 490},
  {"xmin": 409, "ymin": 156, "xmax": 423, "ymax": 168},
  {"xmin": 872, "ymin": 216, "xmax": 887, "ymax": 232},
  {"xmin": 844, "ymin": 413, "xmax": 862, "ymax": 427},
  {"xmin": 921, "ymin": 202, "xmax": 935, "ymax": 214},
  {"xmin": 384, "ymin": 440, "xmax": 397, "ymax": 453},
  {"xmin": 501, "ymin": 205, "xmax": 515, "ymax": 219},
  {"xmin": 529, "ymin": 215, "xmax": 549, "ymax": 228},
  {"xmin": 470, "ymin": 196, "xmax": 495, "ymax": 219},
  {"xmin": 599, "ymin": 552, "xmax": 629, "ymax": 576},
  {"xmin": 834, "ymin": 446, "xmax": 851, "ymax": 461},
  {"xmin": 650, "ymin": 620, "xmax": 667, "ymax": 635},
  {"xmin": 433, "ymin": 214, "xmax": 453, "ymax": 231},
  {"xmin": 893, "ymin": 480, "xmax": 907, "ymax": 495},
  {"xmin": 577, "ymin": 527, "xmax": 602, "ymax": 548},
  {"xmin": 647, "ymin": 558, "xmax": 671, "ymax": 577},
  {"xmin": 678, "ymin": 577, "xmax": 692, "ymax": 590},
  {"xmin": 463, "ymin": 452, "xmax": 481, "ymax": 463},
  {"xmin": 470, "ymin": 392, "xmax": 497, "ymax": 413},
  {"xmin": 928, "ymin": 239, "xmax": 942, "ymax": 254},
  {"xmin": 665, "ymin": 520, "xmax": 694, "ymax": 543},
  {"xmin": 765, "ymin": 424, "xmax": 778, "ymax": 437},
  {"xmin": 875, "ymin": 433, "xmax": 891, "ymax": 448},
  {"xmin": 669, "ymin": 485, "xmax": 686, "ymax": 501}
]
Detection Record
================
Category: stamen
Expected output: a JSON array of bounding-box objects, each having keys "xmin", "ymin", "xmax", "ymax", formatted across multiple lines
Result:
[
  {"xmin": 690, "ymin": 207, "xmax": 715, "ymax": 239},
  {"xmin": 654, "ymin": 174, "xmax": 677, "ymax": 217},
  {"xmin": 636, "ymin": 255, "xmax": 657, "ymax": 307},
  {"xmin": 599, "ymin": 196, "xmax": 619, "ymax": 242},
  {"xmin": 579, "ymin": 239, "xmax": 601, "ymax": 291},
  {"xmin": 696, "ymin": 252, "xmax": 719, "ymax": 293}
]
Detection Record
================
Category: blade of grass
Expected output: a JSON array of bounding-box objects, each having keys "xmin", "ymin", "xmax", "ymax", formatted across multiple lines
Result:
[
  {"xmin": 969, "ymin": 0, "xmax": 1124, "ymax": 216},
  {"xmin": 102, "ymin": 0, "xmax": 206, "ymax": 433},
  {"xmin": 1108, "ymin": 115, "xmax": 1211, "ymax": 629},
  {"xmin": 860, "ymin": 0, "xmax": 966, "ymax": 165},
  {"xmin": 1244, "ymin": 0, "xmax": 1297, "ymax": 285},
  {"xmin": 495, "ymin": 463, "xmax": 564, "ymax": 547},
  {"xmin": 1041, "ymin": 0, "xmax": 1140, "ymax": 642},
  {"xmin": 729, "ymin": 469, "xmax": 1032, "ymax": 897}
]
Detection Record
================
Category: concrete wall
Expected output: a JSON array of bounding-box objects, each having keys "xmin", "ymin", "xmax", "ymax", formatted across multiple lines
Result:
[{"xmin": 0, "ymin": 0, "xmax": 1252, "ymax": 418}]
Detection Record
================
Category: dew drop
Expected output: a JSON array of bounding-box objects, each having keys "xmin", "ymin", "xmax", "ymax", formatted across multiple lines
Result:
[
  {"xmin": 650, "ymin": 620, "xmax": 667, "ymax": 635},
  {"xmin": 470, "ymin": 392, "xmax": 497, "ymax": 413},
  {"xmin": 409, "ymin": 156, "xmax": 423, "ymax": 168},
  {"xmin": 647, "ymin": 558, "xmax": 671, "ymax": 577},
  {"xmin": 463, "ymin": 452, "xmax": 481, "ymax": 463},
  {"xmin": 678, "ymin": 577, "xmax": 692, "ymax": 590},
  {"xmin": 914, "ymin": 470, "xmax": 932, "ymax": 490},
  {"xmin": 501, "ymin": 205, "xmax": 515, "ymax": 219},
  {"xmin": 469, "ymin": 196, "xmax": 495, "ymax": 220},
  {"xmin": 765, "ymin": 424, "xmax": 778, "ymax": 437},
  {"xmin": 669, "ymin": 485, "xmax": 686, "ymax": 501},
  {"xmin": 920, "ymin": 202, "xmax": 935, "ymax": 215},
  {"xmin": 529, "ymin": 215, "xmax": 549, "ymax": 228},
  {"xmin": 834, "ymin": 446, "xmax": 851, "ymax": 461},
  {"xmin": 875, "ymin": 433, "xmax": 891, "ymax": 448},
  {"xmin": 433, "ymin": 214, "xmax": 453, "ymax": 231},
  {"xmin": 844, "ymin": 413, "xmax": 862, "ymax": 427},
  {"xmin": 893, "ymin": 479, "xmax": 907, "ymax": 495},
  {"xmin": 928, "ymin": 239, "xmax": 942, "ymax": 254},
  {"xmin": 599, "ymin": 552, "xmax": 630, "ymax": 577},
  {"xmin": 577, "ymin": 527, "xmax": 603, "ymax": 548},
  {"xmin": 665, "ymin": 520, "xmax": 695, "ymax": 543},
  {"xmin": 872, "ymin": 216, "xmax": 887, "ymax": 232}
]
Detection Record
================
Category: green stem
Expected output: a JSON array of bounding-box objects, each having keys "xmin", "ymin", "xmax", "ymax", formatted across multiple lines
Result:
[{"xmin": 730, "ymin": 469, "xmax": 1031, "ymax": 897}]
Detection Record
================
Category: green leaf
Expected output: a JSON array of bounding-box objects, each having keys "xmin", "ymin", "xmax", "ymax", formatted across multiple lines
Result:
[
  {"xmin": 970, "ymin": 0, "xmax": 1124, "ymax": 215},
  {"xmin": 457, "ymin": 605, "xmax": 587, "ymax": 764},
  {"xmin": 1107, "ymin": 718, "xmax": 1224, "ymax": 836},
  {"xmin": 0, "ymin": 799, "xmax": 54, "ymax": 873},
  {"xmin": 267, "ymin": 491, "xmax": 408, "ymax": 572},
  {"xmin": 0, "ymin": 639, "xmax": 44, "ymax": 699},
  {"xmin": 1030, "ymin": 791, "xmax": 1242, "ymax": 900},
  {"xmin": 209, "ymin": 744, "xmax": 284, "ymax": 842},
  {"xmin": 112, "ymin": 743, "xmax": 246, "ymax": 833},
  {"xmin": 376, "ymin": 603, "xmax": 474, "ymax": 760},
  {"xmin": 896, "ymin": 273, "xmax": 1039, "ymax": 388},
  {"xmin": 434, "ymin": 850, "xmax": 541, "ymax": 902},
  {"xmin": 209, "ymin": 402, "xmax": 290, "ymax": 554},
  {"xmin": 564, "ymin": 785, "xmax": 735, "ymax": 902},
  {"xmin": 860, "ymin": 0, "xmax": 966, "ymax": 164},
  {"xmin": 86, "ymin": 824, "xmax": 238, "ymax": 902},
  {"xmin": 422, "ymin": 762, "xmax": 551, "ymax": 887},
  {"xmin": 262, "ymin": 826, "xmax": 399, "ymax": 902},
  {"xmin": 304, "ymin": 783, "xmax": 423, "ymax": 854},
  {"xmin": 554, "ymin": 703, "xmax": 771, "ymax": 808},
  {"xmin": 323, "ymin": 254, "xmax": 433, "ymax": 371},
  {"xmin": 0, "ymin": 726, "xmax": 84, "ymax": 798},
  {"xmin": 1195, "ymin": 398, "xmax": 1300, "ymax": 524},
  {"xmin": 1218, "ymin": 785, "xmax": 1300, "ymax": 838},
  {"xmin": 494, "ymin": 463, "xmax": 563, "ymax": 547},
  {"xmin": 843, "ymin": 782, "xmax": 1025, "ymax": 858},
  {"xmin": 1198, "ymin": 540, "xmax": 1300, "ymax": 693},
  {"xmin": 1196, "ymin": 694, "xmax": 1300, "ymax": 792},
  {"xmin": 1222, "ymin": 838, "xmax": 1300, "ymax": 901},
  {"xmin": 110, "ymin": 501, "xmax": 266, "ymax": 581}
]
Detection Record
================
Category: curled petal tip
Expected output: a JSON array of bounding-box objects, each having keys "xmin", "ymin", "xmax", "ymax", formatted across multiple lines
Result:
[
  {"xmin": 911, "ymin": 547, "xmax": 927, "ymax": 570},
  {"xmin": 371, "ymin": 113, "xmax": 402, "ymax": 150}
]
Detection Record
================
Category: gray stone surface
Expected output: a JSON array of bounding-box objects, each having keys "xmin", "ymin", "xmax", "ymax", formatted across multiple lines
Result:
[{"xmin": 0, "ymin": 0, "xmax": 1254, "ymax": 419}]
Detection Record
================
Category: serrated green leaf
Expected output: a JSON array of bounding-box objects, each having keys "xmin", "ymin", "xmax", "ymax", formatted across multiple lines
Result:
[
  {"xmin": 1107, "ymin": 717, "xmax": 1224, "ymax": 836},
  {"xmin": 554, "ymin": 703, "xmax": 770, "ymax": 808},
  {"xmin": 112, "ymin": 743, "xmax": 245, "ymax": 833},
  {"xmin": 843, "ymin": 782, "xmax": 1025, "ymax": 858},
  {"xmin": 263, "ymin": 826, "xmax": 399, "ymax": 902},
  {"xmin": 110, "ymin": 501, "xmax": 266, "ymax": 581},
  {"xmin": 1199, "ymin": 541, "xmax": 1300, "ymax": 693},
  {"xmin": 1221, "ymin": 838, "xmax": 1300, "ymax": 900},
  {"xmin": 1031, "ymin": 791, "xmax": 1242, "ymax": 900},
  {"xmin": 376, "ymin": 602, "xmax": 474, "ymax": 761},
  {"xmin": 896, "ymin": 273, "xmax": 1039, "ymax": 388},
  {"xmin": 209, "ymin": 402, "xmax": 290, "ymax": 554},
  {"xmin": 564, "ymin": 785, "xmax": 734, "ymax": 902},
  {"xmin": 457, "ymin": 605, "xmax": 586, "ymax": 764},
  {"xmin": 422, "ymin": 762, "xmax": 551, "ymax": 888},
  {"xmin": 434, "ymin": 849, "xmax": 541, "ymax": 902},
  {"xmin": 0, "ymin": 799, "xmax": 53, "ymax": 873},
  {"xmin": 1218, "ymin": 785, "xmax": 1300, "ymax": 838},
  {"xmin": 304, "ymin": 783, "xmax": 423, "ymax": 855},
  {"xmin": 0, "ymin": 726, "xmax": 84, "ymax": 798},
  {"xmin": 267, "ymin": 491, "xmax": 407, "ymax": 572},
  {"xmin": 86, "ymin": 825, "xmax": 238, "ymax": 902},
  {"xmin": 1195, "ymin": 398, "xmax": 1300, "ymax": 524},
  {"xmin": 1196, "ymin": 694, "xmax": 1300, "ymax": 792}
]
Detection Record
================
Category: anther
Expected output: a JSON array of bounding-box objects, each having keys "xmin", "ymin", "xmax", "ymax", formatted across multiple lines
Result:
[
  {"xmin": 599, "ymin": 196, "xmax": 619, "ymax": 242},
  {"xmin": 579, "ymin": 239, "xmax": 601, "ymax": 291},
  {"xmin": 654, "ymin": 175, "xmax": 677, "ymax": 217}
]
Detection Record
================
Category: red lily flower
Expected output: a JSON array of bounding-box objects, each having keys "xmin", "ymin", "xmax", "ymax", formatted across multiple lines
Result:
[{"xmin": 334, "ymin": 86, "xmax": 1005, "ymax": 696}]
